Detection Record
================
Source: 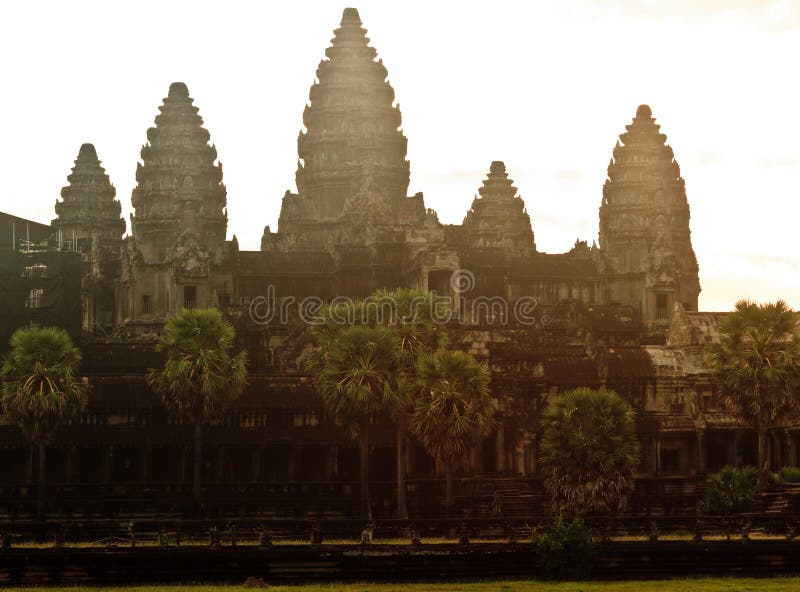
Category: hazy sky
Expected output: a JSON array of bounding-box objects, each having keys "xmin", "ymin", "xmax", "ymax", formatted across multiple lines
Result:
[{"xmin": 1, "ymin": 0, "xmax": 798, "ymax": 312}]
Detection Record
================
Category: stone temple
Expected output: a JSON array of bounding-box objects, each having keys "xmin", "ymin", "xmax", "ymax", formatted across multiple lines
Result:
[{"xmin": 0, "ymin": 8, "xmax": 786, "ymax": 518}]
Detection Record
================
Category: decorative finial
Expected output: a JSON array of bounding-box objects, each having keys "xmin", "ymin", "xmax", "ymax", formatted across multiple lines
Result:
[
  {"xmin": 636, "ymin": 104, "xmax": 653, "ymax": 119},
  {"xmin": 78, "ymin": 143, "xmax": 98, "ymax": 160},
  {"xmin": 489, "ymin": 161, "xmax": 506, "ymax": 174},
  {"xmin": 168, "ymin": 82, "xmax": 190, "ymax": 98},
  {"xmin": 341, "ymin": 7, "xmax": 362, "ymax": 25}
]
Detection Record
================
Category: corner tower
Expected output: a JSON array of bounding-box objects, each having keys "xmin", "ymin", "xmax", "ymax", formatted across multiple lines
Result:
[
  {"xmin": 274, "ymin": 7, "xmax": 411, "ymax": 238},
  {"xmin": 121, "ymin": 82, "xmax": 230, "ymax": 322},
  {"xmin": 599, "ymin": 105, "xmax": 700, "ymax": 326},
  {"xmin": 52, "ymin": 143, "xmax": 125, "ymax": 331}
]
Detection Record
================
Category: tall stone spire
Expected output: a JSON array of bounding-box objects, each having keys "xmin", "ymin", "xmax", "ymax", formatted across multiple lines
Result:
[
  {"xmin": 122, "ymin": 82, "xmax": 229, "ymax": 321},
  {"xmin": 53, "ymin": 143, "xmax": 125, "ymax": 241},
  {"xmin": 462, "ymin": 161, "xmax": 536, "ymax": 255},
  {"xmin": 281, "ymin": 7, "xmax": 410, "ymax": 227},
  {"xmin": 599, "ymin": 105, "xmax": 699, "ymax": 324},
  {"xmin": 130, "ymin": 81, "xmax": 227, "ymax": 264},
  {"xmin": 52, "ymin": 143, "xmax": 126, "ymax": 332}
]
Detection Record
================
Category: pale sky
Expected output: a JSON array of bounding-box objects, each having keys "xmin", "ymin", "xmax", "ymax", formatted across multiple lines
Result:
[{"xmin": 1, "ymin": 0, "xmax": 799, "ymax": 312}]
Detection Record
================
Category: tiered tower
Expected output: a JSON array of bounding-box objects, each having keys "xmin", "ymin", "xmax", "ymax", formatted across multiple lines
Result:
[
  {"xmin": 52, "ymin": 143, "xmax": 125, "ymax": 331},
  {"xmin": 121, "ymin": 82, "xmax": 229, "ymax": 322},
  {"xmin": 272, "ymin": 7, "xmax": 413, "ymax": 244},
  {"xmin": 462, "ymin": 161, "xmax": 536, "ymax": 256},
  {"xmin": 599, "ymin": 105, "xmax": 700, "ymax": 325}
]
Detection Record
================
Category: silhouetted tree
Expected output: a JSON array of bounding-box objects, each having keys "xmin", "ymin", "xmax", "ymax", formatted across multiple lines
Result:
[
  {"xmin": 148, "ymin": 308, "xmax": 248, "ymax": 500},
  {"xmin": 539, "ymin": 387, "xmax": 640, "ymax": 516},
  {"xmin": 1, "ymin": 326, "xmax": 88, "ymax": 517},
  {"xmin": 707, "ymin": 300, "xmax": 800, "ymax": 492},
  {"xmin": 410, "ymin": 349, "xmax": 494, "ymax": 513}
]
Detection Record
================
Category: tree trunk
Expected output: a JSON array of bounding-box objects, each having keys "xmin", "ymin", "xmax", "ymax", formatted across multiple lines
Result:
[
  {"xmin": 37, "ymin": 441, "xmax": 46, "ymax": 519},
  {"xmin": 360, "ymin": 421, "xmax": 371, "ymax": 520},
  {"xmin": 445, "ymin": 462, "xmax": 454, "ymax": 515},
  {"xmin": 757, "ymin": 426, "xmax": 768, "ymax": 493},
  {"xmin": 193, "ymin": 424, "xmax": 202, "ymax": 501},
  {"xmin": 396, "ymin": 413, "xmax": 408, "ymax": 520}
]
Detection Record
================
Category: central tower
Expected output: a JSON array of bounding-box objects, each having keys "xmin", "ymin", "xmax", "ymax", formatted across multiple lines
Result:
[{"xmin": 273, "ymin": 7, "xmax": 411, "ymax": 240}]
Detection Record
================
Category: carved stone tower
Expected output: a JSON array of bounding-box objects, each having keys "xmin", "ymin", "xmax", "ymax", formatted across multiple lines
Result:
[
  {"xmin": 462, "ymin": 161, "xmax": 536, "ymax": 256},
  {"xmin": 52, "ymin": 143, "xmax": 125, "ymax": 332},
  {"xmin": 121, "ymin": 82, "xmax": 229, "ymax": 322},
  {"xmin": 269, "ymin": 7, "xmax": 413, "ymax": 247},
  {"xmin": 599, "ymin": 105, "xmax": 700, "ymax": 326}
]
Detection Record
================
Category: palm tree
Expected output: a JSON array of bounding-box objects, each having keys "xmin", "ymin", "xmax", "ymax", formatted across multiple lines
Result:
[
  {"xmin": 410, "ymin": 349, "xmax": 494, "ymax": 513},
  {"xmin": 0, "ymin": 326, "xmax": 88, "ymax": 517},
  {"xmin": 147, "ymin": 308, "xmax": 248, "ymax": 501},
  {"xmin": 369, "ymin": 288, "xmax": 448, "ymax": 519},
  {"xmin": 306, "ymin": 322, "xmax": 400, "ymax": 519},
  {"xmin": 539, "ymin": 387, "xmax": 640, "ymax": 517},
  {"xmin": 707, "ymin": 300, "xmax": 800, "ymax": 492}
]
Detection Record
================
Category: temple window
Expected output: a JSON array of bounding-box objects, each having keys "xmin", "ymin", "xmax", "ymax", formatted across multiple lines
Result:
[
  {"xmin": 141, "ymin": 294, "xmax": 152, "ymax": 315},
  {"xmin": 660, "ymin": 448, "xmax": 680, "ymax": 473},
  {"xmin": 656, "ymin": 293, "xmax": 669, "ymax": 320},
  {"xmin": 183, "ymin": 285, "xmax": 197, "ymax": 309},
  {"xmin": 25, "ymin": 288, "xmax": 43, "ymax": 309}
]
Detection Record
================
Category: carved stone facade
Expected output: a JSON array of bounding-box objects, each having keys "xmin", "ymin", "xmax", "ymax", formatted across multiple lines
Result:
[
  {"xmin": 51, "ymin": 143, "xmax": 125, "ymax": 332},
  {"xmin": 0, "ymin": 8, "xmax": 745, "ymax": 517},
  {"xmin": 117, "ymin": 82, "xmax": 233, "ymax": 325},
  {"xmin": 599, "ymin": 104, "xmax": 701, "ymax": 327}
]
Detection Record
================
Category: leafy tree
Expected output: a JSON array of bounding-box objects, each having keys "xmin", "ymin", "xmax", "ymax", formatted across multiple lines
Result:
[
  {"xmin": 369, "ymin": 288, "xmax": 448, "ymax": 519},
  {"xmin": 0, "ymin": 326, "xmax": 88, "ymax": 516},
  {"xmin": 306, "ymin": 321, "xmax": 400, "ymax": 519},
  {"xmin": 539, "ymin": 387, "xmax": 640, "ymax": 516},
  {"xmin": 410, "ymin": 349, "xmax": 494, "ymax": 513},
  {"xmin": 702, "ymin": 465, "xmax": 757, "ymax": 516},
  {"xmin": 707, "ymin": 300, "xmax": 800, "ymax": 491},
  {"xmin": 147, "ymin": 308, "xmax": 248, "ymax": 500},
  {"xmin": 534, "ymin": 516, "xmax": 596, "ymax": 580}
]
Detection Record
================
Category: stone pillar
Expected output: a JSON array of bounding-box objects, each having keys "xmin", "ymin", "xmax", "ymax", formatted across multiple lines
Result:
[
  {"xmin": 179, "ymin": 447, "xmax": 187, "ymax": 482},
  {"xmin": 696, "ymin": 431, "xmax": 706, "ymax": 475},
  {"xmin": 104, "ymin": 446, "xmax": 114, "ymax": 483},
  {"xmin": 65, "ymin": 446, "xmax": 75, "ymax": 484},
  {"xmin": 141, "ymin": 447, "xmax": 150, "ymax": 483},
  {"xmin": 216, "ymin": 446, "xmax": 225, "ymax": 483},
  {"xmin": 654, "ymin": 435, "xmax": 662, "ymax": 478},
  {"xmin": 788, "ymin": 432, "xmax": 798, "ymax": 468},
  {"xmin": 495, "ymin": 424, "xmax": 506, "ymax": 474},
  {"xmin": 252, "ymin": 446, "xmax": 263, "ymax": 483},
  {"xmin": 326, "ymin": 446, "xmax": 339, "ymax": 481},
  {"xmin": 26, "ymin": 445, "xmax": 34, "ymax": 484},
  {"xmin": 288, "ymin": 446, "xmax": 300, "ymax": 482}
]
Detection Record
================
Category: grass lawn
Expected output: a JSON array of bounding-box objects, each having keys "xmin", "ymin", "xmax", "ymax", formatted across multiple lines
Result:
[{"xmin": 5, "ymin": 580, "xmax": 800, "ymax": 591}]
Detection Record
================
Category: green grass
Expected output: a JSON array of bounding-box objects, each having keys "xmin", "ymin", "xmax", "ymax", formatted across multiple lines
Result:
[{"xmin": 5, "ymin": 580, "xmax": 800, "ymax": 591}]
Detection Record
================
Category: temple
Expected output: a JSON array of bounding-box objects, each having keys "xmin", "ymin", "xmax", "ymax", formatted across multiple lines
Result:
[{"xmin": 1, "ymin": 8, "xmax": 781, "ymax": 520}]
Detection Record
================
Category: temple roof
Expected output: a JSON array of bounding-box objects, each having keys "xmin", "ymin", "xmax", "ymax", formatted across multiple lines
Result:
[
  {"xmin": 283, "ymin": 8, "xmax": 410, "ymax": 227},
  {"xmin": 462, "ymin": 161, "xmax": 536, "ymax": 254},
  {"xmin": 130, "ymin": 82, "xmax": 227, "ymax": 258},
  {"xmin": 52, "ymin": 143, "xmax": 125, "ymax": 239}
]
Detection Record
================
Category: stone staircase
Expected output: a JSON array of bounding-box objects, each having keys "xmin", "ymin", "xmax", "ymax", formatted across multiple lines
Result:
[{"xmin": 476, "ymin": 476, "xmax": 545, "ymax": 519}]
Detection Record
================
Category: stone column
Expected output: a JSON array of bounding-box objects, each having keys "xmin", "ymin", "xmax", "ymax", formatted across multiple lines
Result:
[
  {"xmin": 288, "ymin": 446, "xmax": 300, "ymax": 482},
  {"xmin": 104, "ymin": 446, "xmax": 114, "ymax": 483},
  {"xmin": 696, "ymin": 431, "xmax": 706, "ymax": 475},
  {"xmin": 141, "ymin": 446, "xmax": 150, "ymax": 484},
  {"xmin": 252, "ymin": 446, "xmax": 263, "ymax": 483},
  {"xmin": 65, "ymin": 446, "xmax": 75, "ymax": 484},
  {"xmin": 495, "ymin": 424, "xmax": 506, "ymax": 473},
  {"xmin": 788, "ymin": 432, "xmax": 798, "ymax": 468},
  {"xmin": 216, "ymin": 446, "xmax": 225, "ymax": 483},
  {"xmin": 654, "ymin": 435, "xmax": 662, "ymax": 478},
  {"xmin": 179, "ymin": 447, "xmax": 187, "ymax": 482}
]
